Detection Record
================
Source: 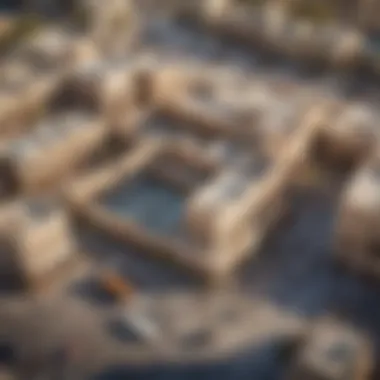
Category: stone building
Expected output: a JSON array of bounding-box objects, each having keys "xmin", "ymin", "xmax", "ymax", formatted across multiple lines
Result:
[
  {"xmin": 76, "ymin": 0, "xmax": 138, "ymax": 56},
  {"xmin": 0, "ymin": 112, "xmax": 107, "ymax": 195},
  {"xmin": 52, "ymin": 58, "xmax": 139, "ymax": 121},
  {"xmin": 314, "ymin": 102, "xmax": 378, "ymax": 170},
  {"xmin": 0, "ymin": 199, "xmax": 75, "ymax": 291},
  {"xmin": 185, "ymin": 153, "xmax": 289, "ymax": 283}
]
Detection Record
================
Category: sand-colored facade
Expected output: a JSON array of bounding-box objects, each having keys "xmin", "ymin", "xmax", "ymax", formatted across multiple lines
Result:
[
  {"xmin": 0, "ymin": 113, "xmax": 108, "ymax": 195},
  {"xmin": 0, "ymin": 199, "xmax": 75, "ymax": 290}
]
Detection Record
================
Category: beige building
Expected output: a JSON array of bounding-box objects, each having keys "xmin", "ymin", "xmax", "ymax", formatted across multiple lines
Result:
[
  {"xmin": 0, "ymin": 199, "xmax": 75, "ymax": 290},
  {"xmin": 53, "ymin": 58, "xmax": 140, "ymax": 121},
  {"xmin": 77, "ymin": 0, "xmax": 138, "ymax": 56},
  {"xmin": 0, "ymin": 112, "xmax": 108, "ymax": 195},
  {"xmin": 314, "ymin": 102, "xmax": 378, "ymax": 170}
]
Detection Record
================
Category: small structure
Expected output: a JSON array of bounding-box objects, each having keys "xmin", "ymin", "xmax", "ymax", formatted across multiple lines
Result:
[
  {"xmin": 0, "ymin": 65, "xmax": 61, "ymax": 138},
  {"xmin": 313, "ymin": 102, "xmax": 378, "ymax": 170},
  {"xmin": 140, "ymin": 109, "xmax": 242, "ymax": 169},
  {"xmin": 0, "ymin": 112, "xmax": 107, "ymax": 195},
  {"xmin": 288, "ymin": 317, "xmax": 373, "ymax": 380},
  {"xmin": 19, "ymin": 28, "xmax": 100, "ymax": 70},
  {"xmin": 11, "ymin": 28, "xmax": 76, "ymax": 71},
  {"xmin": 0, "ymin": 27, "xmax": 101, "ymax": 138},
  {"xmin": 51, "ymin": 59, "xmax": 139, "ymax": 122},
  {"xmin": 64, "ymin": 139, "xmax": 219, "ymax": 282},
  {"xmin": 0, "ymin": 198, "xmax": 76, "ymax": 291},
  {"xmin": 78, "ymin": 0, "xmax": 139, "ymax": 56},
  {"xmin": 334, "ymin": 150, "xmax": 380, "ymax": 277},
  {"xmin": 66, "ymin": 136, "xmax": 291, "ymax": 284},
  {"xmin": 151, "ymin": 70, "xmax": 260, "ymax": 142},
  {"xmin": 148, "ymin": 63, "xmax": 322, "ymax": 163},
  {"xmin": 185, "ymin": 151, "xmax": 289, "ymax": 284},
  {"xmin": 64, "ymin": 96, "xmax": 322, "ymax": 285}
]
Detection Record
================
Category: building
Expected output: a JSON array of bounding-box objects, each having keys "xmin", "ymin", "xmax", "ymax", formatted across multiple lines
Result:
[
  {"xmin": 0, "ymin": 112, "xmax": 108, "ymax": 195},
  {"xmin": 0, "ymin": 199, "xmax": 75, "ymax": 290},
  {"xmin": 313, "ymin": 102, "xmax": 378, "ymax": 171}
]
